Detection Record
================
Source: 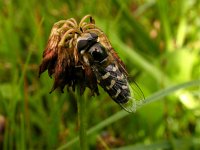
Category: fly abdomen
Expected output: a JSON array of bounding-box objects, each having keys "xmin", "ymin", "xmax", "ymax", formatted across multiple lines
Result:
[{"xmin": 98, "ymin": 63, "xmax": 131, "ymax": 104}]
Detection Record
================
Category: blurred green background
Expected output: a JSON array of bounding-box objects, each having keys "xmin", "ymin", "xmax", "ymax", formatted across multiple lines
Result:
[{"xmin": 0, "ymin": 0, "xmax": 200, "ymax": 149}]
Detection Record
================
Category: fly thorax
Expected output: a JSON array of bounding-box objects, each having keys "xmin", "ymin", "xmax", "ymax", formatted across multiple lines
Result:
[{"xmin": 88, "ymin": 43, "xmax": 108, "ymax": 64}]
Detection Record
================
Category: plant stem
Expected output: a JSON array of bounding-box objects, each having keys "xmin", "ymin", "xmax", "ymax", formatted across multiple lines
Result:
[{"xmin": 77, "ymin": 94, "xmax": 87, "ymax": 150}]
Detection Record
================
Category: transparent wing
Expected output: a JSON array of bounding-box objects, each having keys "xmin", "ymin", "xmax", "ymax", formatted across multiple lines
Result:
[
  {"xmin": 112, "ymin": 61, "xmax": 145, "ymax": 112},
  {"xmin": 118, "ymin": 82, "xmax": 145, "ymax": 113}
]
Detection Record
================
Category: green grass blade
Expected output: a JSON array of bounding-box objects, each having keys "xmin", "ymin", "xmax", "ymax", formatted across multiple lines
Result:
[
  {"xmin": 176, "ymin": 0, "xmax": 187, "ymax": 47},
  {"xmin": 156, "ymin": 0, "xmax": 173, "ymax": 51},
  {"xmin": 113, "ymin": 137, "xmax": 200, "ymax": 150},
  {"xmin": 57, "ymin": 79, "xmax": 200, "ymax": 149}
]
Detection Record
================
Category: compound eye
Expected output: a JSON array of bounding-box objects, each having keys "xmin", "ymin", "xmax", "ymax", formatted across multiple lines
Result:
[
  {"xmin": 77, "ymin": 40, "xmax": 89, "ymax": 52},
  {"xmin": 77, "ymin": 33, "xmax": 98, "ymax": 52}
]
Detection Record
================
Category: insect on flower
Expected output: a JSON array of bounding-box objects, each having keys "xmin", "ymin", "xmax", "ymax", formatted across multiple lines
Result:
[{"xmin": 39, "ymin": 15, "xmax": 144, "ymax": 112}]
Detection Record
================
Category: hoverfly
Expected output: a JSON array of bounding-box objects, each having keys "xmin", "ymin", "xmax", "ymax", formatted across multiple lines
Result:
[
  {"xmin": 76, "ymin": 32, "xmax": 144, "ymax": 112},
  {"xmin": 39, "ymin": 15, "xmax": 144, "ymax": 113}
]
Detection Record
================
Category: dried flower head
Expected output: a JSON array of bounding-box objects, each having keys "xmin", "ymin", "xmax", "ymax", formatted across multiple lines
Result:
[
  {"xmin": 39, "ymin": 15, "xmax": 103, "ymax": 95},
  {"xmin": 39, "ymin": 15, "xmax": 144, "ymax": 112}
]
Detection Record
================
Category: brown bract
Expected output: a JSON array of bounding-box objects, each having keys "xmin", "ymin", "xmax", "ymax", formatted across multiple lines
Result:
[{"xmin": 39, "ymin": 15, "xmax": 102, "ymax": 95}]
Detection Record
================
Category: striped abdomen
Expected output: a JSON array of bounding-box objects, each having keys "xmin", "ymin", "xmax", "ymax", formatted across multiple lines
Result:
[{"xmin": 97, "ymin": 63, "xmax": 131, "ymax": 104}]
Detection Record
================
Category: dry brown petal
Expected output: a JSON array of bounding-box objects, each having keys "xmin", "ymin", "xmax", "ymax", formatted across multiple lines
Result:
[
  {"xmin": 39, "ymin": 27, "xmax": 60, "ymax": 77},
  {"xmin": 39, "ymin": 50, "xmax": 57, "ymax": 77}
]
